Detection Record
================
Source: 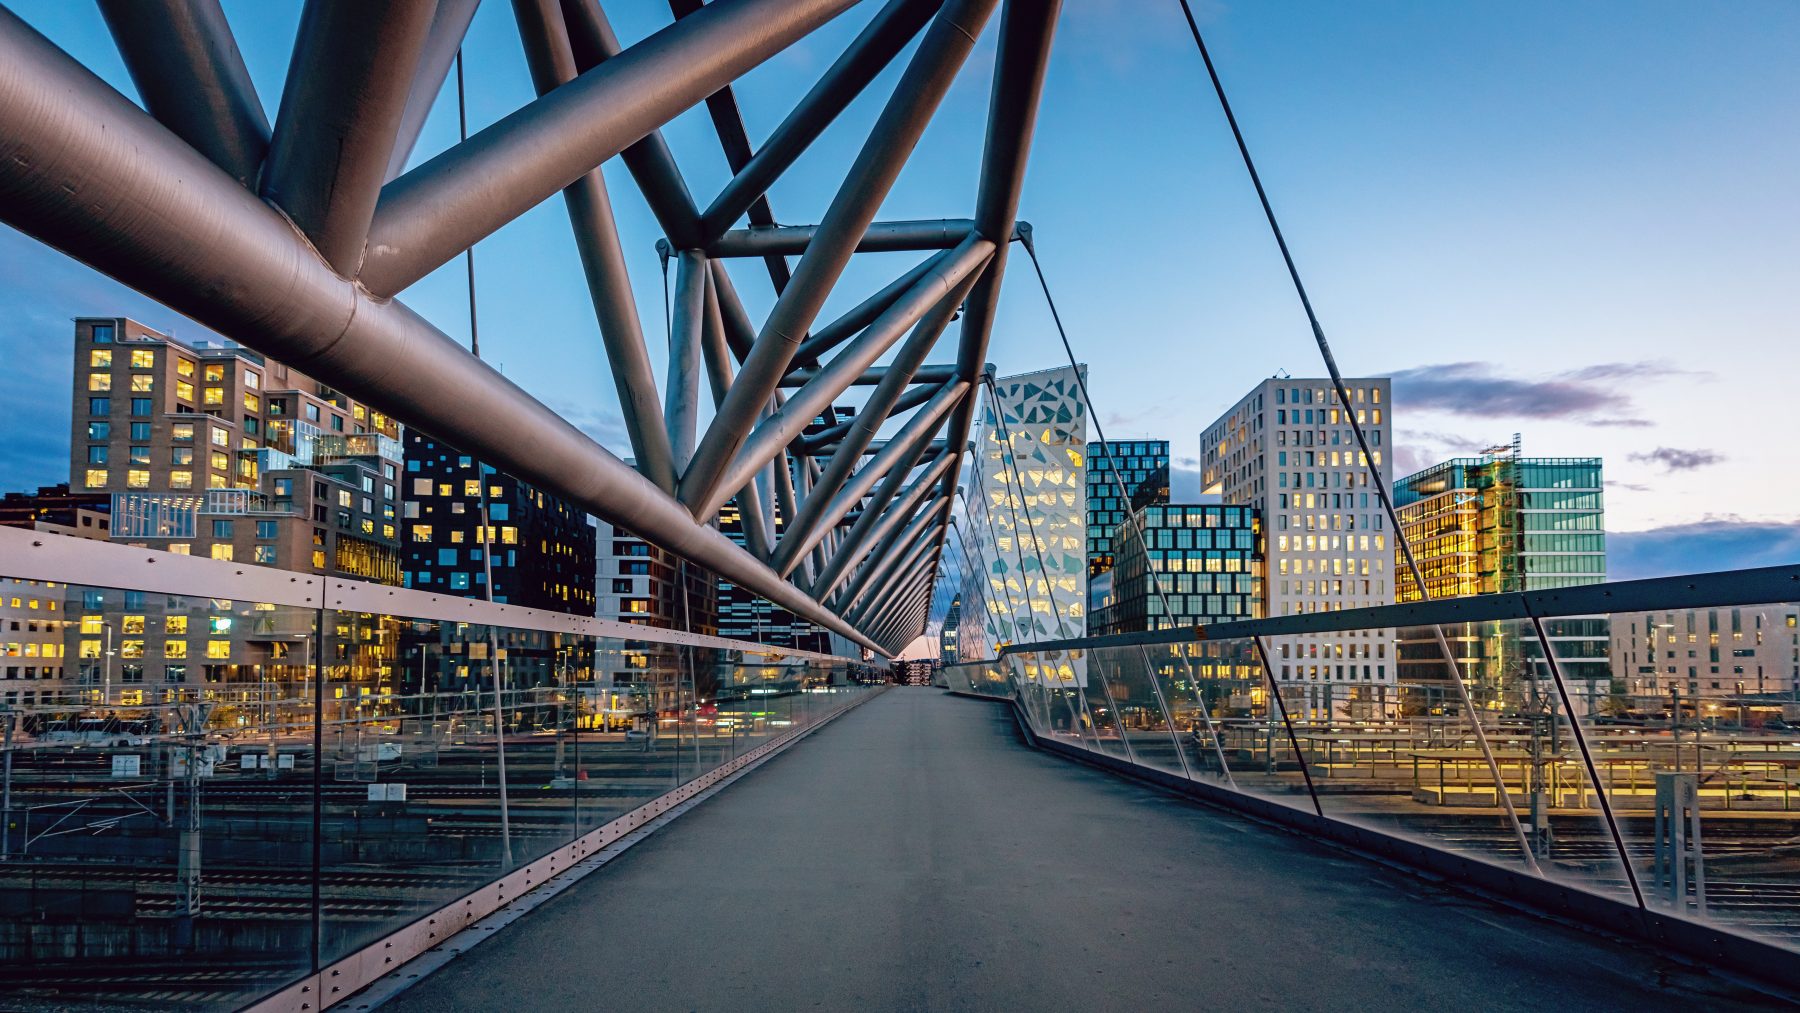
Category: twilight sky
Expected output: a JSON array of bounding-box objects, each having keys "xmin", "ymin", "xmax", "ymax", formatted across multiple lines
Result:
[{"xmin": 2, "ymin": 1, "xmax": 1797, "ymax": 580}]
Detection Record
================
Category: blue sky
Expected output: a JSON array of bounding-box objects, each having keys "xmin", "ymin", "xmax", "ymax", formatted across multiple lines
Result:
[{"xmin": 2, "ymin": 1, "xmax": 1797, "ymax": 580}]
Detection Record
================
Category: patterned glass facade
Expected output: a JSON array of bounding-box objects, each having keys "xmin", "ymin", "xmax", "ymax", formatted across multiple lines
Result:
[
  {"xmin": 1092, "ymin": 504, "xmax": 1262, "ymax": 635},
  {"xmin": 1085, "ymin": 440, "xmax": 1169, "ymax": 579}
]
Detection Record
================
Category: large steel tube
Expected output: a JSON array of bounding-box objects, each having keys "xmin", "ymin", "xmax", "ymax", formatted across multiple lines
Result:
[
  {"xmin": 798, "ymin": 381, "xmax": 939, "ymax": 452},
  {"xmin": 708, "ymin": 219, "xmax": 979, "ymax": 258},
  {"xmin": 263, "ymin": 0, "xmax": 438, "ymax": 276},
  {"xmin": 791, "ymin": 251, "xmax": 950, "ymax": 364},
  {"xmin": 514, "ymin": 0, "xmax": 678, "ymax": 493},
  {"xmin": 676, "ymin": 0, "xmax": 998, "ymax": 520},
  {"xmin": 385, "ymin": 0, "xmax": 482, "ymax": 182},
  {"xmin": 0, "ymin": 10, "xmax": 881, "ymax": 654},
  {"xmin": 665, "ymin": 250, "xmax": 708, "ymax": 472},
  {"xmin": 694, "ymin": 235, "xmax": 989, "ymax": 520},
  {"xmin": 361, "ymin": 0, "xmax": 857, "ymax": 296},
  {"xmin": 777, "ymin": 364, "xmax": 959, "ymax": 388},
  {"xmin": 97, "ymin": 0, "xmax": 269, "ymax": 188},
  {"xmin": 559, "ymin": 0, "xmax": 704, "ymax": 249},
  {"xmin": 813, "ymin": 449, "xmax": 958, "ymax": 599},
  {"xmin": 839, "ymin": 505, "xmax": 942, "ymax": 619},
  {"xmin": 699, "ymin": 0, "xmax": 943, "ymax": 238}
]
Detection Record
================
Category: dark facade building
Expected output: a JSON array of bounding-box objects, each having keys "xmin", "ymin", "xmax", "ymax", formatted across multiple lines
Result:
[
  {"xmin": 1092, "ymin": 503, "xmax": 1262, "ymax": 635},
  {"xmin": 1086, "ymin": 440, "xmax": 1169, "ymax": 579},
  {"xmin": 0, "ymin": 484, "xmax": 111, "ymax": 539},
  {"xmin": 401, "ymin": 430, "xmax": 596, "ymax": 615}
]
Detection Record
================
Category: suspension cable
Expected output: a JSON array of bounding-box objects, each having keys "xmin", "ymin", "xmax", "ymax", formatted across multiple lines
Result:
[
  {"xmin": 1015, "ymin": 242, "xmax": 1235, "ymax": 785},
  {"xmin": 1171, "ymin": 0, "xmax": 1539, "ymax": 870}
]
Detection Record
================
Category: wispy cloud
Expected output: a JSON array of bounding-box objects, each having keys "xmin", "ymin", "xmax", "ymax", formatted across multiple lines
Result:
[
  {"xmin": 1630, "ymin": 447, "xmax": 1725, "ymax": 472},
  {"xmin": 1390, "ymin": 361, "xmax": 1648, "ymax": 423}
]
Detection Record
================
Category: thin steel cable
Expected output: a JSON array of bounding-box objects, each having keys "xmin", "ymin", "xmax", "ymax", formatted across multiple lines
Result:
[
  {"xmin": 1170, "ymin": 0, "xmax": 1539, "ymax": 870},
  {"xmin": 457, "ymin": 48, "xmax": 512, "ymax": 867},
  {"xmin": 1017, "ymin": 241, "xmax": 1234, "ymax": 786}
]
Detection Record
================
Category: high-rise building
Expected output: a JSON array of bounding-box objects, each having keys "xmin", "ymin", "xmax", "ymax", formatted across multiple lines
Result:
[
  {"xmin": 593, "ymin": 514, "xmax": 718, "ymax": 714},
  {"xmin": 954, "ymin": 366, "xmax": 1087, "ymax": 663},
  {"xmin": 1, "ymin": 488, "xmax": 109, "ymax": 707},
  {"xmin": 1201, "ymin": 377, "xmax": 1394, "ymax": 719},
  {"xmin": 61, "ymin": 317, "xmax": 403, "ymax": 707},
  {"xmin": 1392, "ymin": 451, "xmax": 1607, "ymax": 708},
  {"xmin": 1091, "ymin": 503, "xmax": 1262, "ymax": 636},
  {"xmin": 1086, "ymin": 440, "xmax": 1169, "ymax": 579}
]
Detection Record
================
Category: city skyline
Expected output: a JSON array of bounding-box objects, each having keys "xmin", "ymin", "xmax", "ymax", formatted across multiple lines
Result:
[{"xmin": 1, "ymin": 2, "xmax": 1796, "ymax": 584}]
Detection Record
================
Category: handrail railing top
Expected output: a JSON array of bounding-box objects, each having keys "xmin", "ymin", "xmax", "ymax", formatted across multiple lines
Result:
[
  {"xmin": 0, "ymin": 525, "xmax": 863, "ymax": 665},
  {"xmin": 995, "ymin": 563, "xmax": 1800, "ymax": 657}
]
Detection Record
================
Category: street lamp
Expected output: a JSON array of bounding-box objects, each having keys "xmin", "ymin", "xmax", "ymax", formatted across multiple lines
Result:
[{"xmin": 101, "ymin": 619, "xmax": 115, "ymax": 710}]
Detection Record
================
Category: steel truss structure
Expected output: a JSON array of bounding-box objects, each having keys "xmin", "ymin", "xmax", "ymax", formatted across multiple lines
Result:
[{"xmin": 0, "ymin": 0, "xmax": 1062, "ymax": 656}]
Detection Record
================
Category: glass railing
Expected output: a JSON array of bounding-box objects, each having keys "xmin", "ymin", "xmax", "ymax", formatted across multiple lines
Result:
[
  {"xmin": 949, "ymin": 565, "xmax": 1800, "ymax": 984},
  {"xmin": 0, "ymin": 528, "xmax": 882, "ymax": 1009}
]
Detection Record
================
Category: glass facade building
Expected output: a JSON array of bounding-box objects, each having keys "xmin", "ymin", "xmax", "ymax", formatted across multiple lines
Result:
[
  {"xmin": 1092, "ymin": 504, "xmax": 1262, "ymax": 636},
  {"xmin": 1393, "ymin": 453, "xmax": 1608, "ymax": 707},
  {"xmin": 1085, "ymin": 439, "xmax": 1169, "ymax": 579}
]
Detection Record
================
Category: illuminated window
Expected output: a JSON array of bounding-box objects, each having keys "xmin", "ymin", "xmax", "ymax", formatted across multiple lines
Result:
[
  {"xmin": 130, "ymin": 349, "xmax": 155, "ymax": 369},
  {"xmin": 244, "ymin": 393, "xmax": 259, "ymax": 412},
  {"xmin": 210, "ymin": 543, "xmax": 233, "ymax": 561},
  {"xmin": 173, "ymin": 423, "xmax": 194, "ymax": 441},
  {"xmin": 412, "ymin": 525, "xmax": 433, "ymax": 542},
  {"xmin": 90, "ymin": 349, "xmax": 112, "ymax": 368},
  {"xmin": 203, "ymin": 363, "xmax": 224, "ymax": 382},
  {"xmin": 203, "ymin": 386, "xmax": 223, "ymax": 405},
  {"xmin": 209, "ymin": 616, "xmax": 232, "ymax": 635},
  {"xmin": 164, "ymin": 640, "xmax": 187, "ymax": 658},
  {"xmin": 177, "ymin": 358, "xmax": 194, "ymax": 377},
  {"xmin": 126, "ymin": 469, "xmax": 150, "ymax": 489},
  {"xmin": 464, "ymin": 480, "xmax": 481, "ymax": 496},
  {"xmin": 208, "ymin": 472, "xmax": 228, "ymax": 488},
  {"xmin": 311, "ymin": 549, "xmax": 326, "ymax": 569},
  {"xmin": 79, "ymin": 639, "xmax": 102, "ymax": 659},
  {"xmin": 206, "ymin": 640, "xmax": 230, "ymax": 659},
  {"xmin": 120, "ymin": 640, "xmax": 144, "ymax": 659},
  {"xmin": 338, "ymin": 490, "xmax": 352, "ymax": 507},
  {"xmin": 165, "ymin": 616, "xmax": 187, "ymax": 634},
  {"xmin": 89, "ymin": 373, "xmax": 112, "ymax": 391},
  {"xmin": 130, "ymin": 375, "xmax": 154, "ymax": 393},
  {"xmin": 211, "ymin": 451, "xmax": 229, "ymax": 472},
  {"xmin": 176, "ymin": 380, "xmax": 194, "ymax": 402},
  {"xmin": 79, "ymin": 616, "xmax": 103, "ymax": 635}
]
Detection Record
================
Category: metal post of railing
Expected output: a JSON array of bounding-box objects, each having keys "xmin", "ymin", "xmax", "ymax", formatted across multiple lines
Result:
[
  {"xmin": 1527, "ymin": 611, "xmax": 1647, "ymax": 911},
  {"xmin": 1252, "ymin": 636, "xmax": 1322, "ymax": 817},
  {"xmin": 309, "ymin": 600, "xmax": 325, "ymax": 972}
]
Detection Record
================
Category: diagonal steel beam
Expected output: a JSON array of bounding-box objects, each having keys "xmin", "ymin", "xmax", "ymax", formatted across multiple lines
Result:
[
  {"xmin": 778, "ymin": 363, "xmax": 959, "ymax": 388},
  {"xmin": 0, "ymin": 10, "xmax": 882, "ymax": 654},
  {"xmin": 361, "ymin": 0, "xmax": 857, "ymax": 297},
  {"xmin": 791, "ymin": 250, "xmax": 951, "ymax": 365},
  {"xmin": 692, "ymin": 235, "xmax": 990, "ymax": 521},
  {"xmin": 665, "ymin": 250, "xmax": 708, "ymax": 473},
  {"xmin": 677, "ymin": 0, "xmax": 999, "ymax": 519},
  {"xmin": 839, "ymin": 503, "xmax": 944, "ymax": 620},
  {"xmin": 385, "ymin": 0, "xmax": 482, "ymax": 182},
  {"xmin": 98, "ymin": 0, "xmax": 270, "ymax": 188},
  {"xmin": 774, "ymin": 384, "xmax": 959, "ymax": 578},
  {"xmin": 699, "ymin": 272, "xmax": 772, "ymax": 560},
  {"xmin": 514, "ymin": 0, "xmax": 677, "ymax": 492},
  {"xmin": 814, "ymin": 447, "xmax": 958, "ymax": 599},
  {"xmin": 772, "ymin": 262, "xmax": 981, "ymax": 567},
  {"xmin": 560, "ymin": 0, "xmax": 704, "ymax": 249},
  {"xmin": 798, "ymin": 381, "xmax": 939, "ymax": 452},
  {"xmin": 263, "ymin": 0, "xmax": 437, "ymax": 276},
  {"xmin": 699, "ymin": 0, "xmax": 943, "ymax": 239}
]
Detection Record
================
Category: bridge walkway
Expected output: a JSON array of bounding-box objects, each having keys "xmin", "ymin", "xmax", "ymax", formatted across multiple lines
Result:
[{"xmin": 389, "ymin": 687, "xmax": 1768, "ymax": 1011}]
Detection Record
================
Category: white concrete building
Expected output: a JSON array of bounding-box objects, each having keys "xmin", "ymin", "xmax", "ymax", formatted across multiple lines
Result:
[
  {"xmin": 1202, "ymin": 377, "xmax": 1394, "ymax": 719},
  {"xmin": 1612, "ymin": 606, "xmax": 1800, "ymax": 705}
]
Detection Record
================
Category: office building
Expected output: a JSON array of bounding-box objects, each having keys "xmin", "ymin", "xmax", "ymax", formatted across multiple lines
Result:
[
  {"xmin": 62, "ymin": 317, "xmax": 404, "ymax": 708},
  {"xmin": 1202, "ymin": 377, "xmax": 1393, "ymax": 719},
  {"xmin": 1612, "ymin": 607, "xmax": 1800, "ymax": 709},
  {"xmin": 953, "ymin": 366, "xmax": 1087, "ymax": 665},
  {"xmin": 1091, "ymin": 503, "xmax": 1261, "ymax": 635},
  {"xmin": 1393, "ymin": 450, "xmax": 1608, "ymax": 709},
  {"xmin": 1086, "ymin": 440, "xmax": 1169, "ymax": 579}
]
